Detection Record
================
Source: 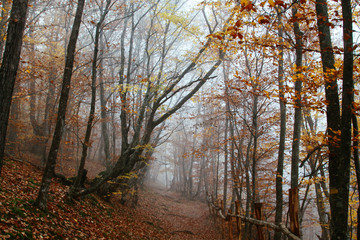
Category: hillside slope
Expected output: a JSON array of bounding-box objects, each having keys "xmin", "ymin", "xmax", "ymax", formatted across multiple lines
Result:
[{"xmin": 0, "ymin": 158, "xmax": 220, "ymax": 239}]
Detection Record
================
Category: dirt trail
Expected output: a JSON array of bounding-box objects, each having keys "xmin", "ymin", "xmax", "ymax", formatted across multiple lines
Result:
[{"xmin": 139, "ymin": 183, "xmax": 222, "ymax": 240}]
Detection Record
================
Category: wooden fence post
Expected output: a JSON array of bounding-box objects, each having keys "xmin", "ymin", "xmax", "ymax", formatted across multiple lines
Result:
[
  {"xmin": 221, "ymin": 200, "xmax": 226, "ymax": 239},
  {"xmin": 228, "ymin": 209, "xmax": 233, "ymax": 240},
  {"xmin": 235, "ymin": 201, "xmax": 241, "ymax": 240},
  {"xmin": 289, "ymin": 188, "xmax": 300, "ymax": 237},
  {"xmin": 209, "ymin": 196, "xmax": 216, "ymax": 224},
  {"xmin": 254, "ymin": 202, "xmax": 265, "ymax": 240}
]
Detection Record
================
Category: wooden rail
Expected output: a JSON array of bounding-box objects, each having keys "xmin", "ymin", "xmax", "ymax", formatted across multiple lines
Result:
[{"xmin": 207, "ymin": 197, "xmax": 301, "ymax": 240}]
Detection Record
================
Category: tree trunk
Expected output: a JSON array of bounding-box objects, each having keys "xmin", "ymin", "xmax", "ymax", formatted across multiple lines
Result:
[
  {"xmin": 99, "ymin": 64, "xmax": 111, "ymax": 167},
  {"xmin": 331, "ymin": 0, "xmax": 353, "ymax": 238},
  {"xmin": 28, "ymin": 23, "xmax": 50, "ymax": 161},
  {"xmin": 315, "ymin": 0, "xmax": 341, "ymax": 162},
  {"xmin": 215, "ymin": 126, "xmax": 220, "ymax": 199},
  {"xmin": 97, "ymin": 12, "xmax": 109, "ymax": 165},
  {"xmin": 290, "ymin": 2, "xmax": 303, "ymax": 190},
  {"xmin": 0, "ymin": 0, "xmax": 11, "ymax": 59},
  {"xmin": 0, "ymin": 0, "xmax": 29, "ymax": 174},
  {"xmin": 223, "ymin": 110, "xmax": 229, "ymax": 214},
  {"xmin": 244, "ymin": 134, "xmax": 253, "ymax": 239},
  {"xmin": 251, "ymin": 93, "xmax": 259, "ymax": 209},
  {"xmin": 290, "ymin": 2, "xmax": 303, "ymax": 237},
  {"xmin": 352, "ymin": 115, "xmax": 360, "ymax": 240},
  {"xmin": 41, "ymin": 60, "xmax": 56, "ymax": 165},
  {"xmin": 34, "ymin": 0, "xmax": 85, "ymax": 211},
  {"xmin": 69, "ymin": 0, "xmax": 111, "ymax": 197},
  {"xmin": 274, "ymin": 6, "xmax": 286, "ymax": 240},
  {"xmin": 315, "ymin": 0, "xmax": 353, "ymax": 238}
]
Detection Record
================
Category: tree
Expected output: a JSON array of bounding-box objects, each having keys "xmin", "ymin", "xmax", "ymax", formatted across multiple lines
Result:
[
  {"xmin": 333, "ymin": 0, "xmax": 353, "ymax": 237},
  {"xmin": 27, "ymin": 1, "xmax": 57, "ymax": 165},
  {"xmin": 302, "ymin": 109, "xmax": 330, "ymax": 239},
  {"xmin": 274, "ymin": 6, "xmax": 286, "ymax": 240},
  {"xmin": 68, "ymin": 0, "xmax": 113, "ymax": 197},
  {"xmin": 70, "ymin": 0, "xmax": 227, "ymax": 198},
  {"xmin": 289, "ymin": 0, "xmax": 303, "ymax": 237},
  {"xmin": 34, "ymin": 0, "xmax": 85, "ymax": 211},
  {"xmin": 1, "ymin": 0, "xmax": 358, "ymax": 236},
  {"xmin": 0, "ymin": 1, "xmax": 11, "ymax": 58},
  {"xmin": 0, "ymin": 0, "xmax": 29, "ymax": 175},
  {"xmin": 315, "ymin": 0, "xmax": 353, "ymax": 237}
]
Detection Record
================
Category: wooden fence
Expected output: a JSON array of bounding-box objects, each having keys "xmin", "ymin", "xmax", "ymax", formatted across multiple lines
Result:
[{"xmin": 207, "ymin": 194, "xmax": 301, "ymax": 240}]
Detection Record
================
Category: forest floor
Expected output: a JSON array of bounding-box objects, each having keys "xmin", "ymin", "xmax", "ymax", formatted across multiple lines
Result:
[{"xmin": 0, "ymin": 157, "xmax": 221, "ymax": 239}]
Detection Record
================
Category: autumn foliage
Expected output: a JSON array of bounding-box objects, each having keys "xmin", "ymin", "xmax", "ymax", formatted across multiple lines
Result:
[{"xmin": 0, "ymin": 0, "xmax": 359, "ymax": 239}]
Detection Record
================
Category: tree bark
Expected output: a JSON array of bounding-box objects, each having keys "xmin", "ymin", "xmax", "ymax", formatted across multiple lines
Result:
[
  {"xmin": 99, "ymin": 63, "xmax": 111, "ymax": 167},
  {"xmin": 274, "ymin": 6, "xmax": 286, "ymax": 240},
  {"xmin": 69, "ymin": 0, "xmax": 111, "ymax": 197},
  {"xmin": 244, "ymin": 132, "xmax": 253, "ymax": 239},
  {"xmin": 290, "ymin": 2, "xmax": 303, "ymax": 190},
  {"xmin": 0, "ymin": 0, "xmax": 11, "ymax": 59},
  {"xmin": 0, "ymin": 0, "xmax": 29, "ymax": 174},
  {"xmin": 352, "ymin": 115, "xmax": 360, "ymax": 240},
  {"xmin": 290, "ymin": 2, "xmax": 303, "ymax": 237},
  {"xmin": 316, "ymin": 0, "xmax": 352, "ymax": 238},
  {"xmin": 223, "ymin": 108, "xmax": 229, "ymax": 214},
  {"xmin": 332, "ymin": 0, "xmax": 353, "ymax": 238},
  {"xmin": 34, "ymin": 0, "xmax": 85, "ymax": 211}
]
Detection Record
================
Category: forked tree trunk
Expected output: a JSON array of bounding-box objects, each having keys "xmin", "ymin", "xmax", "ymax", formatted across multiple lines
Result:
[
  {"xmin": 0, "ymin": 0, "xmax": 29, "ymax": 174},
  {"xmin": 315, "ymin": 0, "xmax": 353, "ymax": 238},
  {"xmin": 34, "ymin": 0, "xmax": 85, "ymax": 211}
]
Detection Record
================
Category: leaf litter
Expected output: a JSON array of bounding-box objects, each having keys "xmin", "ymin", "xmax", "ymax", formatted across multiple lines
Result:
[{"xmin": 0, "ymin": 158, "xmax": 221, "ymax": 239}]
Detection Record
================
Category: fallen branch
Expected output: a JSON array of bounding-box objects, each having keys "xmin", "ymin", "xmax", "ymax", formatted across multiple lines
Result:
[
  {"xmin": 6, "ymin": 155, "xmax": 73, "ymax": 186},
  {"xmin": 167, "ymin": 213, "xmax": 190, "ymax": 218},
  {"xmin": 233, "ymin": 215, "xmax": 300, "ymax": 240},
  {"xmin": 171, "ymin": 230, "xmax": 195, "ymax": 235}
]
